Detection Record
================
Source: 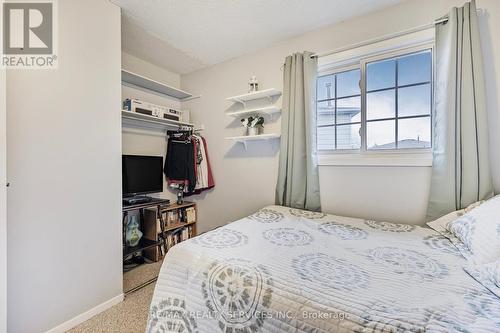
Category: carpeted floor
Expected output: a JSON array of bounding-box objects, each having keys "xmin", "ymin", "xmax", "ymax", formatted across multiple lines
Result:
[
  {"xmin": 69, "ymin": 260, "xmax": 163, "ymax": 333},
  {"xmin": 123, "ymin": 260, "xmax": 163, "ymax": 293},
  {"xmin": 68, "ymin": 282, "xmax": 154, "ymax": 333}
]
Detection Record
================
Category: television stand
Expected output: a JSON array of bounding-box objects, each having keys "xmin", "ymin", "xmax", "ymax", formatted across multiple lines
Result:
[
  {"xmin": 123, "ymin": 195, "xmax": 153, "ymax": 205},
  {"xmin": 122, "ymin": 198, "xmax": 170, "ymax": 294}
]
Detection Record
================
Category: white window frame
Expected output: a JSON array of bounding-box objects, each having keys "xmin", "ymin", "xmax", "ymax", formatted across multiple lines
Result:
[{"xmin": 317, "ymin": 42, "xmax": 434, "ymax": 167}]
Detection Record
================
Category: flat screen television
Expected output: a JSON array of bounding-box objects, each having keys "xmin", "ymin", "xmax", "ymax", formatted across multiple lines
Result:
[{"xmin": 122, "ymin": 155, "xmax": 163, "ymax": 197}]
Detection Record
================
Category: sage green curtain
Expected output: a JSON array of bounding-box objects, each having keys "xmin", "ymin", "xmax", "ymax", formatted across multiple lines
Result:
[
  {"xmin": 427, "ymin": 0, "xmax": 493, "ymax": 220},
  {"xmin": 275, "ymin": 52, "xmax": 321, "ymax": 211}
]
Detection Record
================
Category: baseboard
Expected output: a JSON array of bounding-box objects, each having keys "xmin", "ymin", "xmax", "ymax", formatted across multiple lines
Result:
[{"xmin": 45, "ymin": 293, "xmax": 124, "ymax": 333}]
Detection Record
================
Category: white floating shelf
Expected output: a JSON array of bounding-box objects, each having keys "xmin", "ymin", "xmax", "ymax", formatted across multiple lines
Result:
[
  {"xmin": 226, "ymin": 133, "xmax": 281, "ymax": 150},
  {"xmin": 122, "ymin": 69, "xmax": 198, "ymax": 101},
  {"xmin": 121, "ymin": 110, "xmax": 194, "ymax": 130},
  {"xmin": 226, "ymin": 88, "xmax": 281, "ymax": 105},
  {"xmin": 226, "ymin": 106, "xmax": 281, "ymax": 118}
]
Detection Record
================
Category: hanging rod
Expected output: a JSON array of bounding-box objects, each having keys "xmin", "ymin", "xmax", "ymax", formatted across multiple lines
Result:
[
  {"xmin": 193, "ymin": 125, "xmax": 205, "ymax": 132},
  {"xmin": 310, "ymin": 17, "xmax": 450, "ymax": 59}
]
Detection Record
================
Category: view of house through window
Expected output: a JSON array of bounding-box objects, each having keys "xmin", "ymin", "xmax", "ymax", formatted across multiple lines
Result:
[
  {"xmin": 317, "ymin": 69, "xmax": 361, "ymax": 150},
  {"xmin": 317, "ymin": 49, "xmax": 432, "ymax": 151}
]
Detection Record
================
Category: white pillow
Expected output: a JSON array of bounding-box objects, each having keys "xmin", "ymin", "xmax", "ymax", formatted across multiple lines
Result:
[
  {"xmin": 427, "ymin": 210, "xmax": 466, "ymax": 235},
  {"xmin": 427, "ymin": 201, "xmax": 483, "ymax": 233},
  {"xmin": 426, "ymin": 201, "xmax": 486, "ymax": 261},
  {"xmin": 446, "ymin": 195, "xmax": 500, "ymax": 264},
  {"xmin": 464, "ymin": 260, "xmax": 500, "ymax": 298}
]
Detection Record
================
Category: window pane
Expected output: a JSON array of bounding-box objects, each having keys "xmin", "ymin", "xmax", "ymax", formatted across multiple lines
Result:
[
  {"xmin": 337, "ymin": 69, "xmax": 360, "ymax": 97},
  {"xmin": 337, "ymin": 123, "xmax": 361, "ymax": 149},
  {"xmin": 398, "ymin": 51, "xmax": 431, "ymax": 86},
  {"xmin": 367, "ymin": 59, "xmax": 395, "ymax": 91},
  {"xmin": 367, "ymin": 89, "xmax": 395, "ymax": 120},
  {"xmin": 317, "ymin": 100, "xmax": 335, "ymax": 126},
  {"xmin": 398, "ymin": 84, "xmax": 431, "ymax": 117},
  {"xmin": 317, "ymin": 126, "xmax": 335, "ymax": 150},
  {"xmin": 317, "ymin": 75, "xmax": 335, "ymax": 101},
  {"xmin": 367, "ymin": 120, "xmax": 396, "ymax": 149},
  {"xmin": 337, "ymin": 96, "xmax": 361, "ymax": 124},
  {"xmin": 398, "ymin": 117, "xmax": 431, "ymax": 148}
]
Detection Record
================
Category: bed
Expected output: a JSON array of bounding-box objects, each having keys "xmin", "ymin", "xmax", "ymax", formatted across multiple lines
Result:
[{"xmin": 146, "ymin": 205, "xmax": 500, "ymax": 333}]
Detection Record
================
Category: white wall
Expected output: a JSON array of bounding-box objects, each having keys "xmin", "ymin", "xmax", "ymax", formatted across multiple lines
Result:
[
  {"xmin": 6, "ymin": 1, "xmax": 122, "ymax": 332},
  {"xmin": 181, "ymin": 0, "xmax": 500, "ymax": 233},
  {"xmin": 0, "ymin": 72, "xmax": 6, "ymax": 333},
  {"xmin": 0, "ymin": 1, "xmax": 7, "ymax": 330},
  {"xmin": 122, "ymin": 52, "xmax": 180, "ymax": 88},
  {"xmin": 121, "ymin": 52, "xmax": 183, "ymax": 203}
]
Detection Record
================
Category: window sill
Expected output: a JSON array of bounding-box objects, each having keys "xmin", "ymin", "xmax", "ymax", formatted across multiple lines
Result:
[{"xmin": 318, "ymin": 152, "xmax": 433, "ymax": 167}]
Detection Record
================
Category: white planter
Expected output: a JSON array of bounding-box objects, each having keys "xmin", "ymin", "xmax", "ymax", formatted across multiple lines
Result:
[{"xmin": 247, "ymin": 126, "xmax": 263, "ymax": 136}]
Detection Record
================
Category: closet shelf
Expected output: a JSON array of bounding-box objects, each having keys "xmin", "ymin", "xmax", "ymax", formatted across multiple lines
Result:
[
  {"xmin": 225, "ymin": 106, "xmax": 281, "ymax": 118},
  {"xmin": 121, "ymin": 69, "xmax": 199, "ymax": 101},
  {"xmin": 226, "ymin": 88, "xmax": 281, "ymax": 105},
  {"xmin": 225, "ymin": 133, "xmax": 281, "ymax": 150},
  {"xmin": 121, "ymin": 110, "xmax": 194, "ymax": 130}
]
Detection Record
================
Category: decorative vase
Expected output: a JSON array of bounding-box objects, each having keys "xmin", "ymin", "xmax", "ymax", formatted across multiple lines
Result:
[
  {"xmin": 125, "ymin": 215, "xmax": 143, "ymax": 247},
  {"xmin": 247, "ymin": 126, "xmax": 263, "ymax": 136},
  {"xmin": 248, "ymin": 76, "xmax": 259, "ymax": 92}
]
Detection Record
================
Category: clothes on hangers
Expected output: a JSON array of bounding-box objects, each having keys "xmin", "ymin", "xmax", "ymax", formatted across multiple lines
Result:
[
  {"xmin": 164, "ymin": 130, "xmax": 214, "ymax": 195},
  {"xmin": 164, "ymin": 131, "xmax": 197, "ymax": 193},
  {"xmin": 194, "ymin": 136, "xmax": 203, "ymax": 164},
  {"xmin": 186, "ymin": 134, "xmax": 215, "ymax": 196},
  {"xmin": 196, "ymin": 135, "xmax": 208, "ymax": 189},
  {"xmin": 201, "ymin": 136, "xmax": 215, "ymax": 190}
]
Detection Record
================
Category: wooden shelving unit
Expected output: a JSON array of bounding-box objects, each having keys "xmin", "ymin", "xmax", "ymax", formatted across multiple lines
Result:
[
  {"xmin": 164, "ymin": 201, "xmax": 198, "ymax": 210},
  {"xmin": 165, "ymin": 220, "xmax": 196, "ymax": 232},
  {"xmin": 143, "ymin": 201, "xmax": 197, "ymax": 261}
]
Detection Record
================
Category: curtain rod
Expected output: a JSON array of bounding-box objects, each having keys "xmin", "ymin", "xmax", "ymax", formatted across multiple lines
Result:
[{"xmin": 310, "ymin": 17, "xmax": 449, "ymax": 59}]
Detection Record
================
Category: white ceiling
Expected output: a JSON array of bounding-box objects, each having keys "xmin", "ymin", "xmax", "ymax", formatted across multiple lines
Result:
[{"xmin": 112, "ymin": 0, "xmax": 405, "ymax": 74}]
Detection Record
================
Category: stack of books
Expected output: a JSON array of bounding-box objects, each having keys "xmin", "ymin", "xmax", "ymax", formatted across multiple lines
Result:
[
  {"xmin": 186, "ymin": 207, "xmax": 196, "ymax": 223},
  {"xmin": 160, "ymin": 207, "xmax": 196, "ymax": 227},
  {"xmin": 165, "ymin": 226, "xmax": 194, "ymax": 250},
  {"xmin": 166, "ymin": 210, "xmax": 178, "ymax": 226}
]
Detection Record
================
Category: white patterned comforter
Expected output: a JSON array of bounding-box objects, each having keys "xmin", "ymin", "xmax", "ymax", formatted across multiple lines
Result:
[{"xmin": 146, "ymin": 206, "xmax": 500, "ymax": 333}]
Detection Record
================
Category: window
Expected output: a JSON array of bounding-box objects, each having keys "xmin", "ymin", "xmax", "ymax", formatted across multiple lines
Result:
[
  {"xmin": 317, "ymin": 48, "xmax": 432, "ymax": 152},
  {"xmin": 317, "ymin": 69, "xmax": 361, "ymax": 150}
]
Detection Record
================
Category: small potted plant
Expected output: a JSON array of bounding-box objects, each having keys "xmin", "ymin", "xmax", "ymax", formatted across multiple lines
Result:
[{"xmin": 241, "ymin": 116, "xmax": 264, "ymax": 136}]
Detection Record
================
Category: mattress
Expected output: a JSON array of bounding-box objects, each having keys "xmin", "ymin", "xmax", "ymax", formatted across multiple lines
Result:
[{"xmin": 146, "ymin": 205, "xmax": 500, "ymax": 333}]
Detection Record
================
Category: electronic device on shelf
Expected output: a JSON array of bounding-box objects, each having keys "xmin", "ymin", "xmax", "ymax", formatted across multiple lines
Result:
[
  {"xmin": 122, "ymin": 98, "xmax": 184, "ymax": 121},
  {"xmin": 163, "ymin": 108, "xmax": 182, "ymax": 121},
  {"xmin": 122, "ymin": 155, "xmax": 164, "ymax": 204},
  {"xmin": 123, "ymin": 196, "xmax": 152, "ymax": 205},
  {"xmin": 123, "ymin": 98, "xmax": 160, "ymax": 117}
]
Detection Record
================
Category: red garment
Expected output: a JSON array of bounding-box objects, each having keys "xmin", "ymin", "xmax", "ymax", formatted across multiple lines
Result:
[{"xmin": 203, "ymin": 137, "xmax": 215, "ymax": 189}]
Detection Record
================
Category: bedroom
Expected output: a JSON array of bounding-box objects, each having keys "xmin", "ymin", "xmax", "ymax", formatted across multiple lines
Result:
[{"xmin": 1, "ymin": 0, "xmax": 499, "ymax": 332}]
